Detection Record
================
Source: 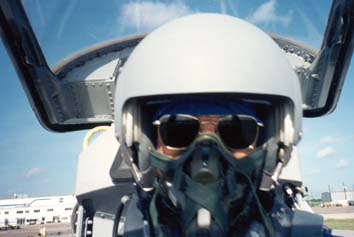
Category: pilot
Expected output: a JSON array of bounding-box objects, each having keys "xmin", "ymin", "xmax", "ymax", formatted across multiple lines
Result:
[
  {"xmin": 149, "ymin": 99, "xmax": 268, "ymax": 236},
  {"xmin": 114, "ymin": 13, "xmax": 333, "ymax": 237}
]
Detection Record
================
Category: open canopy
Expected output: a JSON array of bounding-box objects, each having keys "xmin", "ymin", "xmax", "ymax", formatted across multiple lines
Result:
[{"xmin": 0, "ymin": 0, "xmax": 353, "ymax": 132}]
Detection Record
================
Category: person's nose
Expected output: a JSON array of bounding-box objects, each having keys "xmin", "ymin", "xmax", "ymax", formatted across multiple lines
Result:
[{"xmin": 199, "ymin": 122, "xmax": 217, "ymax": 133}]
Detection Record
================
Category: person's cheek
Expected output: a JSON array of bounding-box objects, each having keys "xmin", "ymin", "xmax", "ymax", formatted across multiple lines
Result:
[
  {"xmin": 232, "ymin": 147, "xmax": 254, "ymax": 159},
  {"xmin": 157, "ymin": 144, "xmax": 181, "ymax": 159}
]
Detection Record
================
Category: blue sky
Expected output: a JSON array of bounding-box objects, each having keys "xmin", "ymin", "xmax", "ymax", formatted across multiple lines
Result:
[{"xmin": 0, "ymin": 0, "xmax": 352, "ymax": 199}]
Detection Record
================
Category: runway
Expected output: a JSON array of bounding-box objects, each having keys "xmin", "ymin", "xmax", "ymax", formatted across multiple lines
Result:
[
  {"xmin": 313, "ymin": 206, "xmax": 354, "ymax": 236},
  {"xmin": 313, "ymin": 206, "xmax": 354, "ymax": 219},
  {"xmin": 333, "ymin": 229, "xmax": 354, "ymax": 237},
  {"xmin": 0, "ymin": 223, "xmax": 72, "ymax": 237},
  {"xmin": 0, "ymin": 210, "xmax": 353, "ymax": 237}
]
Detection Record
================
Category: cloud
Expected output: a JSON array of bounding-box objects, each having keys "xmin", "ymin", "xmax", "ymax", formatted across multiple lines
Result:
[
  {"xmin": 336, "ymin": 159, "xmax": 349, "ymax": 169},
  {"xmin": 24, "ymin": 167, "xmax": 46, "ymax": 179},
  {"xmin": 247, "ymin": 0, "xmax": 292, "ymax": 27},
  {"xmin": 316, "ymin": 146, "xmax": 336, "ymax": 158},
  {"xmin": 120, "ymin": 1, "xmax": 193, "ymax": 32},
  {"xmin": 320, "ymin": 135, "xmax": 341, "ymax": 144},
  {"xmin": 320, "ymin": 134, "xmax": 354, "ymax": 144}
]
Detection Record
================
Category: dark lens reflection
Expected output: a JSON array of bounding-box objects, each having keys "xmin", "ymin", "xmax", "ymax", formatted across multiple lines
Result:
[
  {"xmin": 218, "ymin": 116, "xmax": 257, "ymax": 149},
  {"xmin": 160, "ymin": 115, "xmax": 199, "ymax": 148}
]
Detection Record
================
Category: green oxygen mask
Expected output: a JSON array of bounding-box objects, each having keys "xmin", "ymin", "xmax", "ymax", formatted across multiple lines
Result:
[{"xmin": 149, "ymin": 133, "xmax": 274, "ymax": 237}]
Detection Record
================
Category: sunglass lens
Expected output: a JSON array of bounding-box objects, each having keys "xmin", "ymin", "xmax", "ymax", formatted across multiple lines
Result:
[
  {"xmin": 218, "ymin": 116, "xmax": 258, "ymax": 149},
  {"xmin": 159, "ymin": 115, "xmax": 199, "ymax": 148}
]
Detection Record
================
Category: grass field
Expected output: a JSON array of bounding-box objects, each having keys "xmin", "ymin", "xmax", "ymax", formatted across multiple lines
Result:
[{"xmin": 324, "ymin": 219, "xmax": 354, "ymax": 230}]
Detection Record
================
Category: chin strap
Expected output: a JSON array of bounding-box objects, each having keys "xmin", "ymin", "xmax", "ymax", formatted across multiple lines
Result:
[
  {"xmin": 116, "ymin": 143, "xmax": 156, "ymax": 192},
  {"xmin": 259, "ymin": 137, "xmax": 293, "ymax": 191},
  {"xmin": 238, "ymin": 169, "xmax": 275, "ymax": 237}
]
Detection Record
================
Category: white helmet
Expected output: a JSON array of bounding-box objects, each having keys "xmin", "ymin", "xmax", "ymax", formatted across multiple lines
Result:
[{"xmin": 114, "ymin": 13, "xmax": 302, "ymax": 187}]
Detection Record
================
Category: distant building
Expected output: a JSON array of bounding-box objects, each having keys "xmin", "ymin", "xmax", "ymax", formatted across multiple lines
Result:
[
  {"xmin": 0, "ymin": 195, "xmax": 76, "ymax": 229},
  {"xmin": 321, "ymin": 192, "xmax": 332, "ymax": 202},
  {"xmin": 321, "ymin": 190, "xmax": 354, "ymax": 205}
]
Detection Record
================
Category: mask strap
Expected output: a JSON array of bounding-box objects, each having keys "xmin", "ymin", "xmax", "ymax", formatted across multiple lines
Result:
[
  {"xmin": 182, "ymin": 173, "xmax": 227, "ymax": 233},
  {"xmin": 237, "ymin": 170, "xmax": 275, "ymax": 237},
  {"xmin": 150, "ymin": 151, "xmax": 179, "ymax": 172},
  {"xmin": 259, "ymin": 137, "xmax": 293, "ymax": 191},
  {"xmin": 149, "ymin": 190, "xmax": 160, "ymax": 235},
  {"xmin": 149, "ymin": 180, "xmax": 187, "ymax": 237},
  {"xmin": 117, "ymin": 144, "xmax": 155, "ymax": 192}
]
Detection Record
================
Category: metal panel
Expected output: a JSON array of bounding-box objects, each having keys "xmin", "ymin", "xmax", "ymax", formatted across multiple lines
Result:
[
  {"xmin": 92, "ymin": 212, "xmax": 115, "ymax": 237},
  {"xmin": 302, "ymin": 0, "xmax": 354, "ymax": 116},
  {"xmin": 76, "ymin": 206, "xmax": 84, "ymax": 237},
  {"xmin": 0, "ymin": 0, "xmax": 142, "ymax": 132},
  {"xmin": 1, "ymin": 0, "xmax": 353, "ymax": 132}
]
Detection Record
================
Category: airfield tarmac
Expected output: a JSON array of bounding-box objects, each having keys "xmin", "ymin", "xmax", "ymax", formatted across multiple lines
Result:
[
  {"xmin": 1, "ymin": 207, "xmax": 353, "ymax": 237},
  {"xmin": 313, "ymin": 206, "xmax": 354, "ymax": 219},
  {"xmin": 0, "ymin": 223, "xmax": 72, "ymax": 237},
  {"xmin": 314, "ymin": 206, "xmax": 354, "ymax": 237}
]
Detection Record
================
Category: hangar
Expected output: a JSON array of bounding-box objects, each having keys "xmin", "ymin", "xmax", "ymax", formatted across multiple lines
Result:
[{"xmin": 0, "ymin": 195, "xmax": 76, "ymax": 229}]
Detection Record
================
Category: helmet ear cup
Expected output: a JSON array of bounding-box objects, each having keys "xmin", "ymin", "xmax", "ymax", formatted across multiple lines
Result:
[
  {"xmin": 137, "ymin": 134, "xmax": 156, "ymax": 188},
  {"xmin": 122, "ymin": 104, "xmax": 135, "ymax": 147}
]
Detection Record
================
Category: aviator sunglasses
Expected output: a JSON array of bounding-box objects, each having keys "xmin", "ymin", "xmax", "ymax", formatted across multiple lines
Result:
[{"xmin": 153, "ymin": 114, "xmax": 264, "ymax": 150}]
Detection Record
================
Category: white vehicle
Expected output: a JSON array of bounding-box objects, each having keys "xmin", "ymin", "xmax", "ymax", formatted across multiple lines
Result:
[
  {"xmin": 0, "ymin": 217, "xmax": 20, "ymax": 230},
  {"xmin": 0, "ymin": 0, "xmax": 353, "ymax": 236},
  {"xmin": 336, "ymin": 200, "xmax": 350, "ymax": 206}
]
